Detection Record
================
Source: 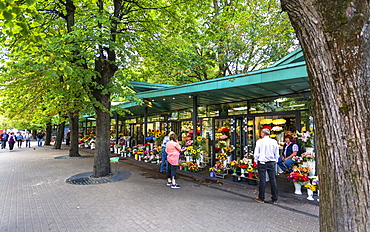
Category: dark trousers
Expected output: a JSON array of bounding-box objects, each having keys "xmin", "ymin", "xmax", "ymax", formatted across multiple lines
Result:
[
  {"xmin": 166, "ymin": 163, "xmax": 178, "ymax": 180},
  {"xmin": 257, "ymin": 161, "xmax": 278, "ymax": 202},
  {"xmin": 9, "ymin": 142, "xmax": 15, "ymax": 150},
  {"xmin": 17, "ymin": 140, "xmax": 22, "ymax": 147}
]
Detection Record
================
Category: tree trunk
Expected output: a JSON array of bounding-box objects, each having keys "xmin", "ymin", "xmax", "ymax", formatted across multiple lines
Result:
[
  {"xmin": 280, "ymin": 1, "xmax": 370, "ymax": 231},
  {"xmin": 91, "ymin": 0, "xmax": 119, "ymax": 177},
  {"xmin": 68, "ymin": 112, "xmax": 80, "ymax": 157},
  {"xmin": 44, "ymin": 122, "xmax": 52, "ymax": 146},
  {"xmin": 92, "ymin": 106, "xmax": 111, "ymax": 177},
  {"xmin": 53, "ymin": 122, "xmax": 65, "ymax": 149}
]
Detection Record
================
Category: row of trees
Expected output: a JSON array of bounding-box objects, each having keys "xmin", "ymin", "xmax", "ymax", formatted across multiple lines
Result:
[{"xmin": 0, "ymin": 0, "xmax": 295, "ymax": 176}]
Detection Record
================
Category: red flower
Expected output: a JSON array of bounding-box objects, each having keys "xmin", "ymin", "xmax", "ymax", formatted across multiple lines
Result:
[
  {"xmin": 261, "ymin": 126, "xmax": 271, "ymax": 129},
  {"xmin": 215, "ymin": 147, "xmax": 221, "ymax": 153},
  {"xmin": 221, "ymin": 128, "xmax": 230, "ymax": 133}
]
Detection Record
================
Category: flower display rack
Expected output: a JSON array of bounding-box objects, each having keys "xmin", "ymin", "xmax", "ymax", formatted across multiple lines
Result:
[{"xmin": 215, "ymin": 173, "xmax": 228, "ymax": 179}]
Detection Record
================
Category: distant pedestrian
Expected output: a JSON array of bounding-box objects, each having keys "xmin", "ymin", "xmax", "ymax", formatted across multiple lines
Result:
[
  {"xmin": 8, "ymin": 132, "xmax": 17, "ymax": 151},
  {"xmin": 254, "ymin": 128, "xmax": 279, "ymax": 204},
  {"xmin": 16, "ymin": 132, "xmax": 24, "ymax": 148},
  {"xmin": 24, "ymin": 131, "xmax": 33, "ymax": 148},
  {"xmin": 159, "ymin": 131, "xmax": 174, "ymax": 173},
  {"xmin": 66, "ymin": 130, "xmax": 70, "ymax": 146},
  {"xmin": 36, "ymin": 131, "xmax": 44, "ymax": 147},
  {"xmin": 1, "ymin": 132, "xmax": 8, "ymax": 149},
  {"xmin": 165, "ymin": 133, "xmax": 181, "ymax": 189}
]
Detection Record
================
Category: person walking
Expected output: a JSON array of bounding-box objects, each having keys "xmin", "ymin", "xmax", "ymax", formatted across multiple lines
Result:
[
  {"xmin": 165, "ymin": 133, "xmax": 181, "ymax": 189},
  {"xmin": 16, "ymin": 132, "xmax": 24, "ymax": 148},
  {"xmin": 24, "ymin": 131, "xmax": 33, "ymax": 148},
  {"xmin": 65, "ymin": 130, "xmax": 71, "ymax": 146},
  {"xmin": 36, "ymin": 131, "xmax": 44, "ymax": 147},
  {"xmin": 254, "ymin": 128, "xmax": 279, "ymax": 204},
  {"xmin": 159, "ymin": 131, "xmax": 173, "ymax": 173},
  {"xmin": 7, "ymin": 132, "xmax": 17, "ymax": 151},
  {"xmin": 1, "ymin": 132, "xmax": 8, "ymax": 149}
]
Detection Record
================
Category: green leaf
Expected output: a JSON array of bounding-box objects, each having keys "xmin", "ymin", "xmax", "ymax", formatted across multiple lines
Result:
[
  {"xmin": 0, "ymin": 2, "xmax": 6, "ymax": 10},
  {"xmin": 26, "ymin": 0, "xmax": 35, "ymax": 6},
  {"xmin": 3, "ymin": 11, "xmax": 13, "ymax": 21}
]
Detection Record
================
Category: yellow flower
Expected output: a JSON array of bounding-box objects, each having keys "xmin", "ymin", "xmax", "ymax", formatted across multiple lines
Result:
[
  {"xmin": 157, "ymin": 146, "xmax": 162, "ymax": 150},
  {"xmin": 197, "ymin": 149, "xmax": 200, "ymax": 153},
  {"xmin": 272, "ymin": 119, "xmax": 286, "ymax": 125},
  {"xmin": 247, "ymin": 167, "xmax": 254, "ymax": 172},
  {"xmin": 260, "ymin": 119, "xmax": 273, "ymax": 125},
  {"xmin": 196, "ymin": 136, "xmax": 202, "ymax": 141},
  {"xmin": 187, "ymin": 146, "xmax": 193, "ymax": 150},
  {"xmin": 270, "ymin": 134, "xmax": 277, "ymax": 138},
  {"xmin": 191, "ymin": 149, "xmax": 197, "ymax": 154},
  {"xmin": 247, "ymin": 121, "xmax": 253, "ymax": 126}
]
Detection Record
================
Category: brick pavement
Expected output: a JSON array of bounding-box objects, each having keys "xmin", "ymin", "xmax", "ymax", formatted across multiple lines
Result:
[{"xmin": 0, "ymin": 143, "xmax": 319, "ymax": 232}]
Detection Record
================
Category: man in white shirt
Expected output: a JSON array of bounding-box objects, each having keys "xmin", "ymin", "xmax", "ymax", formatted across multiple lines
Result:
[{"xmin": 254, "ymin": 128, "xmax": 279, "ymax": 204}]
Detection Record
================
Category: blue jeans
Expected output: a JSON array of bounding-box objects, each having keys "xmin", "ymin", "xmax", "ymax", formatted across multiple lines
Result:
[
  {"xmin": 37, "ymin": 138, "xmax": 43, "ymax": 147},
  {"xmin": 277, "ymin": 157, "xmax": 296, "ymax": 172},
  {"xmin": 1, "ymin": 140, "xmax": 6, "ymax": 149},
  {"xmin": 257, "ymin": 161, "xmax": 278, "ymax": 202},
  {"xmin": 26, "ymin": 140, "xmax": 31, "ymax": 147},
  {"xmin": 160, "ymin": 147, "xmax": 168, "ymax": 172}
]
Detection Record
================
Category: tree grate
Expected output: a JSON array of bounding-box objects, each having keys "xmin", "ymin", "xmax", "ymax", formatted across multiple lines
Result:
[{"xmin": 66, "ymin": 171, "xmax": 131, "ymax": 185}]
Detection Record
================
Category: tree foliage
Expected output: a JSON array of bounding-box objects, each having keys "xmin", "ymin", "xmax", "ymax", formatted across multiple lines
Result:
[{"xmin": 131, "ymin": 0, "xmax": 296, "ymax": 84}]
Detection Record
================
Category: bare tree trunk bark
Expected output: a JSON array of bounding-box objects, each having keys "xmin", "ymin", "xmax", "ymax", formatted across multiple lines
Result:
[
  {"xmin": 92, "ymin": 106, "xmax": 111, "ymax": 177},
  {"xmin": 45, "ymin": 122, "xmax": 52, "ymax": 146},
  {"xmin": 53, "ymin": 122, "xmax": 65, "ymax": 149},
  {"xmin": 280, "ymin": 0, "xmax": 370, "ymax": 231},
  {"xmin": 68, "ymin": 112, "xmax": 80, "ymax": 157}
]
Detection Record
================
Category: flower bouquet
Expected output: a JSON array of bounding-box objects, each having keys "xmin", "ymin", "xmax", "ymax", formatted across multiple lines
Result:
[
  {"xmin": 287, "ymin": 172, "xmax": 310, "ymax": 185},
  {"xmin": 210, "ymin": 162, "xmax": 226, "ymax": 174},
  {"xmin": 296, "ymin": 131, "xmax": 314, "ymax": 148},
  {"xmin": 216, "ymin": 153, "xmax": 228, "ymax": 161},
  {"xmin": 229, "ymin": 160, "xmax": 239, "ymax": 175},
  {"xmin": 302, "ymin": 152, "xmax": 315, "ymax": 162},
  {"xmin": 292, "ymin": 166, "xmax": 311, "ymax": 174},
  {"xmin": 292, "ymin": 156, "xmax": 304, "ymax": 165},
  {"xmin": 244, "ymin": 152, "xmax": 254, "ymax": 159},
  {"xmin": 188, "ymin": 162, "xmax": 200, "ymax": 172}
]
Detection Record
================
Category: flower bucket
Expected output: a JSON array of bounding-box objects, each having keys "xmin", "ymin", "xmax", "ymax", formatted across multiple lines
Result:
[
  {"xmin": 210, "ymin": 171, "xmax": 215, "ymax": 177},
  {"xmin": 307, "ymin": 188, "xmax": 314, "ymax": 201},
  {"xmin": 240, "ymin": 168, "xmax": 245, "ymax": 177},
  {"xmin": 305, "ymin": 147, "xmax": 314, "ymax": 153},
  {"xmin": 232, "ymin": 175, "xmax": 241, "ymax": 182},
  {"xmin": 248, "ymin": 172, "xmax": 253, "ymax": 178},
  {"xmin": 294, "ymin": 182, "xmax": 302, "ymax": 195}
]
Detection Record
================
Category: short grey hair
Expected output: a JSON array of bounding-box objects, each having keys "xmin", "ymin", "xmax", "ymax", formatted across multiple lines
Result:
[{"xmin": 261, "ymin": 128, "xmax": 271, "ymax": 135}]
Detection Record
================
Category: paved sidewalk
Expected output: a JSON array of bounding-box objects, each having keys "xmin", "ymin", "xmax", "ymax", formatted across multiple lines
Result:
[{"xmin": 0, "ymin": 144, "xmax": 319, "ymax": 231}]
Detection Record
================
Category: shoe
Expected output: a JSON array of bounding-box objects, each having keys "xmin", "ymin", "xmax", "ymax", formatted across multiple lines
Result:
[
  {"xmin": 272, "ymin": 201, "xmax": 278, "ymax": 204},
  {"xmin": 171, "ymin": 184, "xmax": 181, "ymax": 189},
  {"xmin": 166, "ymin": 182, "xmax": 172, "ymax": 186},
  {"xmin": 254, "ymin": 197, "xmax": 264, "ymax": 203}
]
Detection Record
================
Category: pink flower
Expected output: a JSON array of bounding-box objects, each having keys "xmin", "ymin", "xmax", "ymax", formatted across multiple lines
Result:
[{"xmin": 220, "ymin": 135, "xmax": 228, "ymax": 140}]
